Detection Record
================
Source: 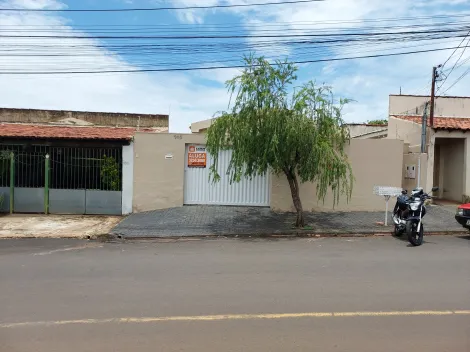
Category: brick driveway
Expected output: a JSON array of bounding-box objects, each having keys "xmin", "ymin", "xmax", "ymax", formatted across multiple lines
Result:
[{"xmin": 111, "ymin": 205, "xmax": 465, "ymax": 238}]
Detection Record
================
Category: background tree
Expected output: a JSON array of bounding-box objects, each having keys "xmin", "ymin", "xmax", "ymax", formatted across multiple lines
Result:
[
  {"xmin": 100, "ymin": 155, "xmax": 120, "ymax": 191},
  {"xmin": 206, "ymin": 56, "xmax": 353, "ymax": 227},
  {"xmin": 366, "ymin": 119, "xmax": 388, "ymax": 125}
]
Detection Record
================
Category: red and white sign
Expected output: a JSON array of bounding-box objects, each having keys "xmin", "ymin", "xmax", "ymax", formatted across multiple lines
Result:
[{"xmin": 188, "ymin": 145, "xmax": 207, "ymax": 168}]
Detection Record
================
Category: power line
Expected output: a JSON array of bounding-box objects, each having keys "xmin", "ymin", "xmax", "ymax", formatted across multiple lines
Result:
[
  {"xmin": 0, "ymin": 0, "xmax": 324, "ymax": 12},
  {"xmin": 0, "ymin": 38, "xmax": 461, "ymax": 62},
  {"xmin": 2, "ymin": 14, "xmax": 470, "ymax": 28},
  {"xmin": 438, "ymin": 39, "xmax": 470, "ymax": 91},
  {"xmin": 0, "ymin": 27, "xmax": 462, "ymax": 72},
  {"xmin": 1, "ymin": 45, "xmax": 468, "ymax": 75},
  {"xmin": 437, "ymin": 31, "xmax": 470, "ymax": 92},
  {"xmin": 367, "ymin": 75, "xmax": 432, "ymax": 122},
  {"xmin": 2, "ymin": 41, "xmax": 464, "ymax": 77},
  {"xmin": 1, "ymin": 27, "xmax": 467, "ymax": 40},
  {"xmin": 0, "ymin": 21, "xmax": 467, "ymax": 36},
  {"xmin": 1, "ymin": 40, "xmax": 457, "ymax": 58},
  {"xmin": 0, "ymin": 23, "xmax": 458, "ymax": 47},
  {"xmin": 2, "ymin": 21, "xmax": 466, "ymax": 33},
  {"xmin": 449, "ymin": 54, "xmax": 470, "ymax": 70},
  {"xmin": 0, "ymin": 31, "xmax": 462, "ymax": 47},
  {"xmin": 0, "ymin": 35, "xmax": 461, "ymax": 51},
  {"xmin": 440, "ymin": 29, "xmax": 470, "ymax": 69},
  {"xmin": 0, "ymin": 11, "xmax": 467, "ymax": 77},
  {"xmin": 441, "ymin": 66, "xmax": 470, "ymax": 95}
]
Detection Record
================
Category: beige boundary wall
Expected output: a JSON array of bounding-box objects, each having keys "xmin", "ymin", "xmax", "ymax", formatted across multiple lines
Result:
[
  {"xmin": 133, "ymin": 133, "xmax": 404, "ymax": 212},
  {"xmin": 191, "ymin": 119, "xmax": 388, "ymax": 139},
  {"xmin": 402, "ymin": 153, "xmax": 427, "ymax": 193},
  {"xmin": 0, "ymin": 107, "xmax": 169, "ymax": 128},
  {"xmin": 270, "ymin": 139, "xmax": 404, "ymax": 212},
  {"xmin": 133, "ymin": 132, "xmax": 204, "ymax": 212},
  {"xmin": 389, "ymin": 95, "xmax": 470, "ymax": 117},
  {"xmin": 387, "ymin": 116, "xmax": 424, "ymax": 148}
]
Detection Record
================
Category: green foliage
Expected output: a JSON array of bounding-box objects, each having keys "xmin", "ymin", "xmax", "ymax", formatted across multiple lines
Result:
[
  {"xmin": 206, "ymin": 55, "xmax": 354, "ymax": 227},
  {"xmin": 100, "ymin": 155, "xmax": 120, "ymax": 191},
  {"xmin": 367, "ymin": 119, "xmax": 388, "ymax": 125}
]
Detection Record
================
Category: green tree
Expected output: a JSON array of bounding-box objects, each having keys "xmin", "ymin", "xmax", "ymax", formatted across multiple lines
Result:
[
  {"xmin": 206, "ymin": 56, "xmax": 354, "ymax": 227},
  {"xmin": 367, "ymin": 119, "xmax": 388, "ymax": 125},
  {"xmin": 100, "ymin": 155, "xmax": 120, "ymax": 191}
]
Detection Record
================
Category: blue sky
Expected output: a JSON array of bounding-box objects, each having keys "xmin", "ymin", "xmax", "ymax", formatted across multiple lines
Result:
[{"xmin": 0, "ymin": 0, "xmax": 470, "ymax": 132}]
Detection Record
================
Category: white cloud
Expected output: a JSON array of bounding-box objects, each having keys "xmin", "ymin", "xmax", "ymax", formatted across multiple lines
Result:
[
  {"xmin": 327, "ymin": 49, "xmax": 470, "ymax": 122},
  {"xmin": 1, "ymin": 0, "xmax": 469, "ymax": 133},
  {"xmin": 7, "ymin": 0, "xmax": 66, "ymax": 10},
  {"xmin": 168, "ymin": 0, "xmax": 470, "ymax": 122},
  {"xmin": 154, "ymin": 0, "xmax": 220, "ymax": 24},
  {"xmin": 193, "ymin": 66, "xmax": 242, "ymax": 84},
  {"xmin": 0, "ymin": 0, "xmax": 230, "ymax": 132}
]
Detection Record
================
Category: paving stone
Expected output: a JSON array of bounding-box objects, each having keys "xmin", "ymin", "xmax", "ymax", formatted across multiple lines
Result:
[{"xmin": 112, "ymin": 204, "xmax": 464, "ymax": 238}]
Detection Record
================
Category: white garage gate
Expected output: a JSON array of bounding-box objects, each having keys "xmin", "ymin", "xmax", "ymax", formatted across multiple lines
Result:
[{"xmin": 183, "ymin": 144, "xmax": 270, "ymax": 206}]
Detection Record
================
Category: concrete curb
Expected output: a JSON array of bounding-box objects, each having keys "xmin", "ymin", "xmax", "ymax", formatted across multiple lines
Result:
[
  {"xmin": 0, "ymin": 235, "xmax": 90, "ymax": 240},
  {"xmin": 0, "ymin": 233, "xmax": 113, "ymax": 240},
  {"xmin": 1, "ymin": 231, "xmax": 466, "ymax": 241},
  {"xmin": 109, "ymin": 230, "xmax": 469, "ymax": 241}
]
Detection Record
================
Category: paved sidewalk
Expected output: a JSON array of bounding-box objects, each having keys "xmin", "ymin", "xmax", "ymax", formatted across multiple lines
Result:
[
  {"xmin": 111, "ymin": 205, "xmax": 465, "ymax": 238},
  {"xmin": 0, "ymin": 214, "xmax": 121, "ymax": 239}
]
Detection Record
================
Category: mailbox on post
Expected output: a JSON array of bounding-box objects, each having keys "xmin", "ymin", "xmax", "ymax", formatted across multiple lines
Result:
[{"xmin": 373, "ymin": 186, "xmax": 403, "ymax": 226}]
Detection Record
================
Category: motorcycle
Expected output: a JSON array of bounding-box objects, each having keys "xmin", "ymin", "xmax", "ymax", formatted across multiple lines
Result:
[
  {"xmin": 392, "ymin": 187, "xmax": 439, "ymax": 246},
  {"xmin": 392, "ymin": 190, "xmax": 409, "ymax": 237}
]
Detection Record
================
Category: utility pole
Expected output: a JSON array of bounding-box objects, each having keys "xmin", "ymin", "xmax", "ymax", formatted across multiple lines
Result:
[
  {"xmin": 417, "ymin": 102, "xmax": 429, "ymax": 188},
  {"xmin": 420, "ymin": 102, "xmax": 429, "ymax": 154},
  {"xmin": 429, "ymin": 65, "xmax": 441, "ymax": 127}
]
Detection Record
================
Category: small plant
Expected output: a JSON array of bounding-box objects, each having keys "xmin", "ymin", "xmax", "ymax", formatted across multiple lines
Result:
[{"xmin": 100, "ymin": 155, "xmax": 120, "ymax": 191}]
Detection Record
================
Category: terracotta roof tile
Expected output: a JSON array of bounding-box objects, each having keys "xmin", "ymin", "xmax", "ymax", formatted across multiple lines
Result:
[
  {"xmin": 0, "ymin": 124, "xmax": 136, "ymax": 140},
  {"xmin": 391, "ymin": 115, "xmax": 470, "ymax": 131}
]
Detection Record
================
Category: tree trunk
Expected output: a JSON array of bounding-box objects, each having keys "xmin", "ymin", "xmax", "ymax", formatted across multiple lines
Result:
[{"xmin": 285, "ymin": 169, "xmax": 305, "ymax": 228}]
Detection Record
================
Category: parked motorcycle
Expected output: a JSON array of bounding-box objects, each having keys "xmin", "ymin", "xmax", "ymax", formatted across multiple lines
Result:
[
  {"xmin": 392, "ymin": 187, "xmax": 439, "ymax": 246},
  {"xmin": 392, "ymin": 190, "xmax": 409, "ymax": 237}
]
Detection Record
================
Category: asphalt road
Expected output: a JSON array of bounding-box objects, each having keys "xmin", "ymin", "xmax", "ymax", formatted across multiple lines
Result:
[{"xmin": 0, "ymin": 235, "xmax": 469, "ymax": 351}]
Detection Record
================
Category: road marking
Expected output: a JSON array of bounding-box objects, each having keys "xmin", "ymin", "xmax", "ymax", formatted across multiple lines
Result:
[
  {"xmin": 1, "ymin": 310, "xmax": 469, "ymax": 329},
  {"xmin": 33, "ymin": 244, "xmax": 102, "ymax": 256},
  {"xmin": 332, "ymin": 310, "xmax": 455, "ymax": 317}
]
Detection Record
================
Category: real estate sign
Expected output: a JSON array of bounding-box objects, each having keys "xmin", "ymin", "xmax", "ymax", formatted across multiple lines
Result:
[{"xmin": 188, "ymin": 145, "xmax": 207, "ymax": 168}]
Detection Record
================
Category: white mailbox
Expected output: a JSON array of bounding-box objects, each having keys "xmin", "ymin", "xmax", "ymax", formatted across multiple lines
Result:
[{"xmin": 373, "ymin": 186, "xmax": 403, "ymax": 226}]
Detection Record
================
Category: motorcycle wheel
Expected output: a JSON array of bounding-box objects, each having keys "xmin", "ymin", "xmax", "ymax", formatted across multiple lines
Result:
[
  {"xmin": 392, "ymin": 214, "xmax": 402, "ymax": 237},
  {"xmin": 406, "ymin": 221, "xmax": 424, "ymax": 246},
  {"xmin": 393, "ymin": 224, "xmax": 402, "ymax": 237}
]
